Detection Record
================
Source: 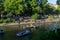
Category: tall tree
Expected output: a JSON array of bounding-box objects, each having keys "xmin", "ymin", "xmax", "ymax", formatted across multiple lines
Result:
[
  {"xmin": 0, "ymin": 0, "xmax": 4, "ymax": 16},
  {"xmin": 45, "ymin": 4, "xmax": 54, "ymax": 15},
  {"xmin": 30, "ymin": 0, "xmax": 42, "ymax": 14},
  {"xmin": 4, "ymin": 0, "xmax": 24, "ymax": 15},
  {"xmin": 40, "ymin": 0, "xmax": 48, "ymax": 15}
]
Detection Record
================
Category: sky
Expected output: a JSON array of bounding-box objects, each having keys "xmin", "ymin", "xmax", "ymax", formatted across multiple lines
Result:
[{"xmin": 48, "ymin": 0, "xmax": 57, "ymax": 4}]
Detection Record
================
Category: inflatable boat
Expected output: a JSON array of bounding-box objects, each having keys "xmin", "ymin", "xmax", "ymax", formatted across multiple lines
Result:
[
  {"xmin": 16, "ymin": 30, "xmax": 31, "ymax": 37},
  {"xmin": 0, "ymin": 29, "xmax": 4, "ymax": 35}
]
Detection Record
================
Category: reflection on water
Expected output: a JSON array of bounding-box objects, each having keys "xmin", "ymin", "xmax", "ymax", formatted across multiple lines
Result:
[
  {"xmin": 0, "ymin": 31, "xmax": 31, "ymax": 40},
  {"xmin": 49, "ymin": 22, "xmax": 58, "ymax": 31},
  {"xmin": 0, "ymin": 35, "xmax": 4, "ymax": 40},
  {"xmin": 17, "ymin": 35, "xmax": 31, "ymax": 40},
  {"xmin": 0, "ymin": 22, "xmax": 60, "ymax": 40}
]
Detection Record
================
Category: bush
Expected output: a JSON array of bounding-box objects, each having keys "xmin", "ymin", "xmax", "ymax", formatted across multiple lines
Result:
[
  {"xmin": 2, "ymin": 18, "xmax": 11, "ymax": 23},
  {"xmin": 31, "ymin": 13, "xmax": 40, "ymax": 20},
  {"xmin": 0, "ymin": 19, "xmax": 3, "ymax": 23},
  {"xmin": 10, "ymin": 19, "xmax": 15, "ymax": 22}
]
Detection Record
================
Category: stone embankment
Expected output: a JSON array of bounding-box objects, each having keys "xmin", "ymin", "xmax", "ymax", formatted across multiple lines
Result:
[{"xmin": 0, "ymin": 18, "xmax": 60, "ymax": 27}]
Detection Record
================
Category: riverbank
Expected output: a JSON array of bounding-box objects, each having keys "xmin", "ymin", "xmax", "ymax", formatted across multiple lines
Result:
[{"xmin": 0, "ymin": 17, "xmax": 60, "ymax": 27}]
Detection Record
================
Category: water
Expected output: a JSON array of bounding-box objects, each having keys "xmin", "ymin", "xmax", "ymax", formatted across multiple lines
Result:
[
  {"xmin": 0, "ymin": 29, "xmax": 60, "ymax": 40},
  {"xmin": 0, "ymin": 22, "xmax": 60, "ymax": 40},
  {"xmin": 0, "ymin": 31, "xmax": 32, "ymax": 40}
]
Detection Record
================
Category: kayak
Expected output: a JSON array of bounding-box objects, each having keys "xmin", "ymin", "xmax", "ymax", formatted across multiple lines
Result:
[
  {"xmin": 0, "ymin": 29, "xmax": 4, "ymax": 35},
  {"xmin": 16, "ymin": 30, "xmax": 31, "ymax": 37}
]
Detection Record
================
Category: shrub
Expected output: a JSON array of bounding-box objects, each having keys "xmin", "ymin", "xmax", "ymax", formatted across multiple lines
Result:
[{"xmin": 31, "ymin": 13, "xmax": 40, "ymax": 20}]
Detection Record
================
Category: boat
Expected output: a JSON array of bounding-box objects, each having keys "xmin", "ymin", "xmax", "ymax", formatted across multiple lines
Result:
[
  {"xmin": 0, "ymin": 29, "xmax": 4, "ymax": 35},
  {"xmin": 16, "ymin": 30, "xmax": 31, "ymax": 37}
]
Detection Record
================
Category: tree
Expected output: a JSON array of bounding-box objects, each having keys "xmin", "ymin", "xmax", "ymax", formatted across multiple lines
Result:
[
  {"xmin": 4, "ymin": 0, "xmax": 24, "ymax": 15},
  {"xmin": 3, "ymin": 0, "xmax": 55, "ymax": 22},
  {"xmin": 56, "ymin": 5, "xmax": 60, "ymax": 14},
  {"xmin": 43, "ymin": 4, "xmax": 55, "ymax": 15},
  {"xmin": 32, "ymin": 13, "xmax": 39, "ymax": 20},
  {"xmin": 30, "ymin": 0, "xmax": 42, "ymax": 14},
  {"xmin": 57, "ymin": 0, "xmax": 60, "ymax": 5},
  {"xmin": 4, "ymin": 0, "xmax": 48, "ymax": 16},
  {"xmin": 0, "ymin": 0, "xmax": 4, "ymax": 17},
  {"xmin": 23, "ymin": 0, "xmax": 42, "ymax": 16},
  {"xmin": 23, "ymin": 0, "xmax": 32, "ymax": 16},
  {"xmin": 40, "ymin": 0, "xmax": 48, "ymax": 15},
  {"xmin": 30, "ymin": 0, "xmax": 48, "ymax": 20}
]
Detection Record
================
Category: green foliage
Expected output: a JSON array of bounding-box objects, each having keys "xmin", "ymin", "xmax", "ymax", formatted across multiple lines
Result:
[
  {"xmin": 56, "ymin": 5, "xmax": 60, "ymax": 14},
  {"xmin": 40, "ymin": 0, "xmax": 54, "ymax": 15},
  {"xmin": 43, "ymin": 4, "xmax": 54, "ymax": 15},
  {"xmin": 4, "ymin": 0, "xmax": 24, "ymax": 15},
  {"xmin": 0, "ymin": 0, "xmax": 4, "ymax": 14},
  {"xmin": 4, "ymin": 0, "xmax": 48, "ymax": 15},
  {"xmin": 41, "ymin": 0, "xmax": 47, "ymax": 5},
  {"xmin": 30, "ymin": 0, "xmax": 43, "ymax": 15},
  {"xmin": 0, "ymin": 18, "xmax": 16, "ymax": 23},
  {"xmin": 32, "ymin": 13, "xmax": 39, "ymax": 20},
  {"xmin": 0, "ymin": 19, "xmax": 3, "ymax": 23},
  {"xmin": 0, "ymin": 0, "xmax": 57, "ymax": 23},
  {"xmin": 31, "ymin": 27, "xmax": 59, "ymax": 40},
  {"xmin": 3, "ymin": 18, "xmax": 10, "ymax": 23},
  {"xmin": 40, "ymin": 0, "xmax": 47, "ymax": 8},
  {"xmin": 35, "ymin": 6, "xmax": 42, "ymax": 13},
  {"xmin": 30, "ymin": 0, "xmax": 37, "ymax": 7}
]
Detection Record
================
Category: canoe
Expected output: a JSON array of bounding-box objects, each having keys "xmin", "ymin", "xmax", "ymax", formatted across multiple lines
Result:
[{"xmin": 16, "ymin": 30, "xmax": 31, "ymax": 37}]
